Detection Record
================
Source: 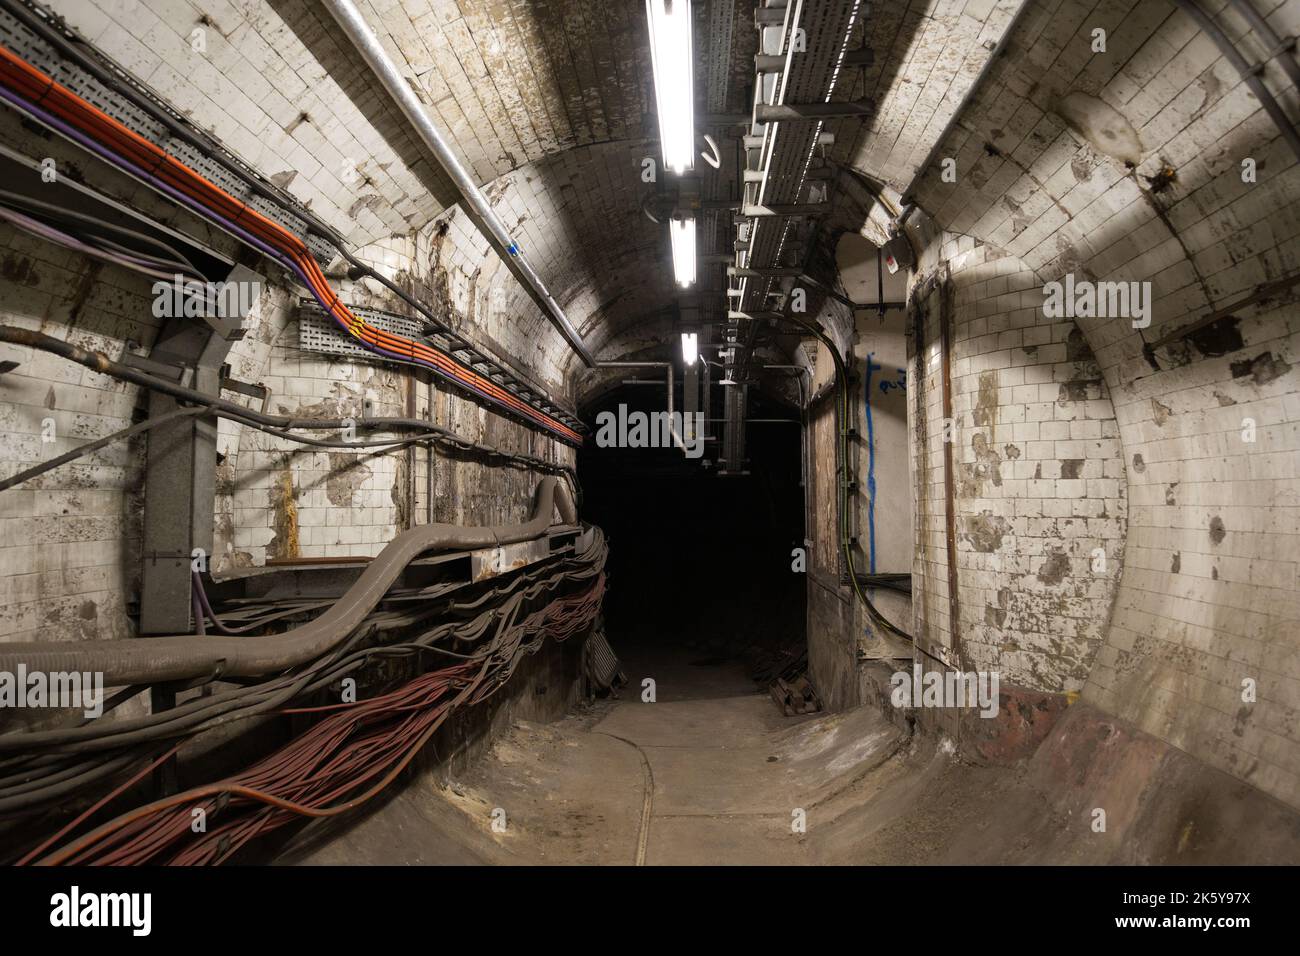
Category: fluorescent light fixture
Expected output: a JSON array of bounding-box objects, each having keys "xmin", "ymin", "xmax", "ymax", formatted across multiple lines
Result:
[
  {"xmin": 670, "ymin": 216, "xmax": 696, "ymax": 287},
  {"xmin": 646, "ymin": 0, "xmax": 695, "ymax": 174},
  {"xmin": 680, "ymin": 331, "xmax": 698, "ymax": 365}
]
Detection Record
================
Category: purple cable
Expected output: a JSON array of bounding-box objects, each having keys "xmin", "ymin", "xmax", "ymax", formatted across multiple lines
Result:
[
  {"xmin": 190, "ymin": 570, "xmax": 260, "ymax": 635},
  {"xmin": 0, "ymin": 84, "xmax": 574, "ymax": 441},
  {"xmin": 0, "ymin": 203, "xmax": 190, "ymax": 280}
]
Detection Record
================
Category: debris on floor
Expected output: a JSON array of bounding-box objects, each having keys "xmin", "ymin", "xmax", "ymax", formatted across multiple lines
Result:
[
  {"xmin": 746, "ymin": 641, "xmax": 808, "ymax": 685},
  {"xmin": 770, "ymin": 674, "xmax": 822, "ymax": 716},
  {"xmin": 582, "ymin": 626, "xmax": 626, "ymax": 693}
]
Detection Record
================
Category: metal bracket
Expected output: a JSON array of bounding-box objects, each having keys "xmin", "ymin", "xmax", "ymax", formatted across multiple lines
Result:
[
  {"xmin": 219, "ymin": 371, "xmax": 272, "ymax": 414},
  {"xmin": 120, "ymin": 348, "xmax": 193, "ymax": 387}
]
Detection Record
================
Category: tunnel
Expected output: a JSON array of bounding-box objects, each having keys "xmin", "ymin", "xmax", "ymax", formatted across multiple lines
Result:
[{"xmin": 0, "ymin": 0, "xmax": 1297, "ymax": 909}]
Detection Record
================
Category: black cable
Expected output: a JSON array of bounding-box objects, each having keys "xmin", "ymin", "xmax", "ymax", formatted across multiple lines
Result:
[
  {"xmin": 0, "ymin": 406, "xmax": 204, "ymax": 492},
  {"xmin": 0, "ymin": 0, "xmax": 581, "ymax": 439},
  {"xmin": 0, "ymin": 541, "xmax": 605, "ymax": 813},
  {"xmin": 0, "ymin": 536, "xmax": 605, "ymax": 762},
  {"xmin": 0, "ymin": 188, "xmax": 199, "ymax": 271},
  {"xmin": 318, "ymin": 239, "xmax": 576, "ymax": 427},
  {"xmin": 0, "ymin": 326, "xmax": 577, "ymax": 483},
  {"xmin": 777, "ymin": 312, "xmax": 912, "ymax": 642}
]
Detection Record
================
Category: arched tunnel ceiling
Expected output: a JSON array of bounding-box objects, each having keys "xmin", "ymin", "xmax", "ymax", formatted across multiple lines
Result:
[
  {"xmin": 44, "ymin": 0, "xmax": 1294, "ymax": 411},
  {"xmin": 826, "ymin": 0, "xmax": 1021, "ymax": 193},
  {"xmin": 891, "ymin": 0, "xmax": 1300, "ymax": 387},
  {"xmin": 45, "ymin": 0, "xmax": 759, "ymax": 402},
  {"xmin": 412, "ymin": 136, "xmax": 686, "ymax": 388}
]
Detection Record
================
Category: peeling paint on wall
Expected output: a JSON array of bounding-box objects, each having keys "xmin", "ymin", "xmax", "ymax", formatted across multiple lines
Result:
[
  {"xmin": 963, "ymin": 512, "xmax": 1009, "ymax": 553},
  {"xmin": 1052, "ymin": 92, "xmax": 1143, "ymax": 167},
  {"xmin": 326, "ymin": 453, "xmax": 372, "ymax": 507}
]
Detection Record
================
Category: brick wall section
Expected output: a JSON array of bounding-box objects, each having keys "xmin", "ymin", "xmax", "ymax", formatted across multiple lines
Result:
[
  {"xmin": 1084, "ymin": 298, "xmax": 1300, "ymax": 806},
  {"xmin": 0, "ymin": 100, "xmax": 243, "ymax": 649},
  {"xmin": 910, "ymin": 0, "xmax": 1298, "ymax": 366},
  {"xmin": 829, "ymin": 0, "xmax": 1019, "ymax": 192},
  {"xmin": 0, "ymin": 110, "xmax": 575, "ymax": 631},
  {"xmin": 912, "ymin": 240, "xmax": 1128, "ymax": 693},
  {"xmin": 891, "ymin": 0, "xmax": 1300, "ymax": 806},
  {"xmin": 46, "ymin": 0, "xmax": 447, "ymax": 245},
  {"xmin": 909, "ymin": 253, "xmax": 956, "ymax": 664},
  {"xmin": 210, "ymin": 244, "xmax": 577, "ymax": 575},
  {"xmin": 214, "ymin": 296, "xmax": 410, "ymax": 568},
  {"xmin": 0, "ymin": 223, "xmax": 158, "ymax": 645},
  {"xmin": 45, "ymin": 0, "xmax": 662, "ymax": 258}
]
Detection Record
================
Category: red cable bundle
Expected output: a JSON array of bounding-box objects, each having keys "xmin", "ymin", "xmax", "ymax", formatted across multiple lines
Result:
[
  {"xmin": 0, "ymin": 42, "xmax": 583, "ymax": 444},
  {"xmin": 34, "ymin": 573, "xmax": 605, "ymax": 866}
]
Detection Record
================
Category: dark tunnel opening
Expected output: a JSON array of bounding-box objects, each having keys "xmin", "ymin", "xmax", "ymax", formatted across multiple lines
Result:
[{"xmin": 577, "ymin": 381, "xmax": 806, "ymax": 696}]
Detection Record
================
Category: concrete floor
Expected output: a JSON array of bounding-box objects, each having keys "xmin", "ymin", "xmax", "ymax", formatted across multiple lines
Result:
[
  {"xmin": 282, "ymin": 646, "xmax": 914, "ymax": 865},
  {"xmin": 279, "ymin": 644, "xmax": 1300, "ymax": 866}
]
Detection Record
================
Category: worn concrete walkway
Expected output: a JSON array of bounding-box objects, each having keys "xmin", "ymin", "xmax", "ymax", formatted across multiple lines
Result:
[
  {"xmin": 282, "ymin": 643, "xmax": 1300, "ymax": 865},
  {"xmin": 283, "ymin": 650, "xmax": 908, "ymax": 865}
]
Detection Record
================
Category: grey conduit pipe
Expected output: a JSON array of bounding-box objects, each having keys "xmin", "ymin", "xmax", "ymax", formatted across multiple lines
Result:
[
  {"xmin": 1223, "ymin": 0, "xmax": 1300, "ymax": 92},
  {"xmin": 0, "ymin": 327, "xmax": 574, "ymax": 478},
  {"xmin": 319, "ymin": 0, "xmax": 596, "ymax": 368},
  {"xmin": 0, "ymin": 478, "xmax": 577, "ymax": 686},
  {"xmin": 596, "ymin": 360, "xmax": 684, "ymax": 450},
  {"xmin": 1173, "ymin": 0, "xmax": 1300, "ymax": 163}
]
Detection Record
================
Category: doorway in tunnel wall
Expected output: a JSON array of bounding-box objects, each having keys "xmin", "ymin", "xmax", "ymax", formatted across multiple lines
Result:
[
  {"xmin": 837, "ymin": 233, "xmax": 913, "ymax": 587},
  {"xmin": 577, "ymin": 380, "xmax": 806, "ymax": 685}
]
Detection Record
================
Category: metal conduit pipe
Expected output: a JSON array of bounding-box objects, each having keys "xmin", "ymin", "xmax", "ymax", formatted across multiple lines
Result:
[
  {"xmin": 595, "ymin": 360, "xmax": 681, "ymax": 449},
  {"xmin": 0, "ymin": 477, "xmax": 577, "ymax": 686},
  {"xmin": 1173, "ymin": 0, "xmax": 1300, "ymax": 163},
  {"xmin": 1223, "ymin": 0, "xmax": 1300, "ymax": 92},
  {"xmin": 319, "ymin": 0, "xmax": 596, "ymax": 368},
  {"xmin": 0, "ymin": 327, "xmax": 575, "ymax": 479}
]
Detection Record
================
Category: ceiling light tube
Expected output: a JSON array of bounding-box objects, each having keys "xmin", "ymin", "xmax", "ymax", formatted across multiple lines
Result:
[
  {"xmin": 681, "ymin": 331, "xmax": 698, "ymax": 365},
  {"xmin": 670, "ymin": 216, "xmax": 696, "ymax": 287},
  {"xmin": 646, "ymin": 0, "xmax": 695, "ymax": 174}
]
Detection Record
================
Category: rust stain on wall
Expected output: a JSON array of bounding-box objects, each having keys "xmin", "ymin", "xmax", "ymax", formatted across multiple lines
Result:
[
  {"xmin": 811, "ymin": 399, "xmax": 838, "ymax": 574},
  {"xmin": 393, "ymin": 452, "xmax": 410, "ymax": 530},
  {"xmin": 268, "ymin": 466, "xmax": 300, "ymax": 560}
]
